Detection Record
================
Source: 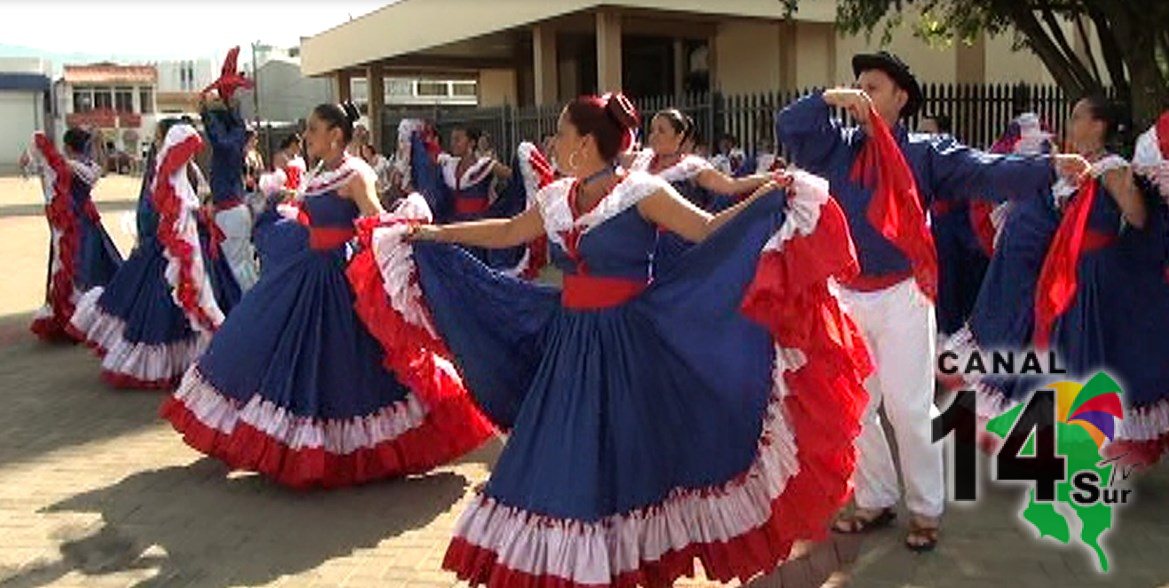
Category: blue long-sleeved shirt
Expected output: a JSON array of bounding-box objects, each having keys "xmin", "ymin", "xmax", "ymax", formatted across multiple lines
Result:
[
  {"xmin": 777, "ymin": 91, "xmax": 1056, "ymax": 279},
  {"xmin": 201, "ymin": 105, "xmax": 247, "ymax": 205}
]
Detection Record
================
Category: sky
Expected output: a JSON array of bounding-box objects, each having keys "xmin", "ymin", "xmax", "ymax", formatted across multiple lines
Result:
[{"xmin": 0, "ymin": 1, "xmax": 389, "ymax": 67}]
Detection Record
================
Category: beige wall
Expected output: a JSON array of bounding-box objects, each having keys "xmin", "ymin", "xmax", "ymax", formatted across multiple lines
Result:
[
  {"xmin": 714, "ymin": 20, "xmax": 781, "ymax": 94},
  {"xmin": 834, "ymin": 26, "xmax": 956, "ymax": 85},
  {"xmin": 712, "ymin": 16, "xmax": 1058, "ymax": 94},
  {"xmin": 793, "ymin": 23, "xmax": 836, "ymax": 89},
  {"xmin": 982, "ymin": 33, "xmax": 1056, "ymax": 85},
  {"xmin": 478, "ymin": 68, "xmax": 518, "ymax": 107}
]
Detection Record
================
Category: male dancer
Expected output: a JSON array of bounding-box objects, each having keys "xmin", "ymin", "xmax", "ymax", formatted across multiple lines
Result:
[
  {"xmin": 777, "ymin": 51, "xmax": 1089, "ymax": 551},
  {"xmin": 200, "ymin": 48, "xmax": 258, "ymax": 291}
]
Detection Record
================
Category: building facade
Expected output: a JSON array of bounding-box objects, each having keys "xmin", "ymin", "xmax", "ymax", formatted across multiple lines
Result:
[
  {"xmin": 55, "ymin": 63, "xmax": 159, "ymax": 162},
  {"xmin": 238, "ymin": 49, "xmax": 334, "ymax": 125},
  {"xmin": 154, "ymin": 58, "xmax": 217, "ymax": 116},
  {"xmin": 0, "ymin": 57, "xmax": 52, "ymax": 171},
  {"xmin": 300, "ymin": 0, "xmax": 1074, "ymax": 147}
]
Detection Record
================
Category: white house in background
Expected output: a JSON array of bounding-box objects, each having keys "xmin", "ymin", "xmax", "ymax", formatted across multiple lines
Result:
[
  {"xmin": 0, "ymin": 57, "xmax": 52, "ymax": 171},
  {"xmin": 238, "ymin": 48, "xmax": 333, "ymax": 125},
  {"xmin": 350, "ymin": 76, "xmax": 479, "ymax": 112},
  {"xmin": 54, "ymin": 63, "xmax": 159, "ymax": 161},
  {"xmin": 153, "ymin": 58, "xmax": 217, "ymax": 116}
]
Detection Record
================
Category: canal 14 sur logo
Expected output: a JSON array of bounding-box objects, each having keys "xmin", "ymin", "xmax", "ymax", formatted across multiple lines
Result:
[{"xmin": 934, "ymin": 349, "xmax": 1134, "ymax": 573}]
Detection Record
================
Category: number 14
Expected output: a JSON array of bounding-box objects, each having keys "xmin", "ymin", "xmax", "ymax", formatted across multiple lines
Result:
[{"xmin": 932, "ymin": 390, "xmax": 1066, "ymax": 502}]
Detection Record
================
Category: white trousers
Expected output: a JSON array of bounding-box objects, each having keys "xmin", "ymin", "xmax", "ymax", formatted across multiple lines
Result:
[
  {"xmin": 837, "ymin": 278, "xmax": 945, "ymax": 518},
  {"xmin": 215, "ymin": 204, "xmax": 258, "ymax": 292}
]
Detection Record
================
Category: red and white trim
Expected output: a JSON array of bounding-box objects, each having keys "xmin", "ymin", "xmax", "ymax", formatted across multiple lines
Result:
[
  {"xmin": 1134, "ymin": 115, "xmax": 1169, "ymax": 200},
  {"xmin": 153, "ymin": 125, "xmax": 223, "ymax": 334},
  {"xmin": 67, "ymin": 158, "xmax": 102, "ymax": 187},
  {"xmin": 160, "ymin": 365, "xmax": 493, "ymax": 488},
  {"xmin": 440, "ymin": 154, "xmax": 495, "ymax": 191},
  {"xmin": 258, "ymin": 169, "xmax": 289, "ymax": 198},
  {"xmin": 516, "ymin": 142, "xmax": 554, "ymax": 211},
  {"xmin": 161, "ymin": 191, "xmax": 493, "ymax": 488},
  {"xmin": 302, "ymin": 154, "xmax": 372, "ymax": 197},
  {"xmin": 394, "ymin": 119, "xmax": 428, "ymax": 191},
  {"xmin": 537, "ymin": 172, "xmax": 671, "ymax": 253},
  {"xmin": 67, "ymin": 287, "xmax": 207, "ymax": 389},
  {"xmin": 28, "ymin": 132, "xmax": 81, "ymax": 342},
  {"xmin": 442, "ymin": 174, "xmax": 870, "ymax": 587},
  {"xmin": 627, "ymin": 149, "xmax": 713, "ymax": 184},
  {"xmin": 499, "ymin": 142, "xmax": 555, "ymax": 279},
  {"xmin": 169, "ymin": 367, "xmax": 427, "ymax": 454},
  {"xmin": 446, "ymin": 367, "xmax": 802, "ymax": 587}
]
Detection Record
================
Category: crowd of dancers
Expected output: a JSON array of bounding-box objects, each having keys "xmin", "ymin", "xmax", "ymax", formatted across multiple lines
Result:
[{"xmin": 19, "ymin": 46, "xmax": 1169, "ymax": 587}]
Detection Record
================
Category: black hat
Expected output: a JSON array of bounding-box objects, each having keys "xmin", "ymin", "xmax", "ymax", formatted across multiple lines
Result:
[{"xmin": 852, "ymin": 51, "xmax": 923, "ymax": 118}]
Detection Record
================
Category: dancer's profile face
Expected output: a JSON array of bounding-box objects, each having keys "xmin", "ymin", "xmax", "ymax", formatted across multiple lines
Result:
[
  {"xmin": 648, "ymin": 115, "xmax": 682, "ymax": 155},
  {"xmin": 304, "ymin": 114, "xmax": 340, "ymax": 160},
  {"xmin": 450, "ymin": 129, "xmax": 472, "ymax": 157},
  {"xmin": 855, "ymin": 69, "xmax": 907, "ymax": 126},
  {"xmin": 1067, "ymin": 99, "xmax": 1104, "ymax": 152},
  {"xmin": 555, "ymin": 109, "xmax": 592, "ymax": 174}
]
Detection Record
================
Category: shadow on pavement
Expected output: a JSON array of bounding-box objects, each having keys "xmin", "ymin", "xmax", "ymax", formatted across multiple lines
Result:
[
  {"xmin": 0, "ymin": 199, "xmax": 138, "ymax": 220},
  {"xmin": 0, "ymin": 312, "xmax": 165, "ymax": 470},
  {"xmin": 8, "ymin": 460, "xmax": 469, "ymax": 588}
]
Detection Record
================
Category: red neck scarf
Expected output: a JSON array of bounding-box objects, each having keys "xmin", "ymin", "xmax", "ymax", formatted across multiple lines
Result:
[
  {"xmin": 1157, "ymin": 112, "xmax": 1169, "ymax": 159},
  {"xmin": 851, "ymin": 108, "xmax": 938, "ymax": 301},
  {"xmin": 1033, "ymin": 177, "xmax": 1098, "ymax": 349}
]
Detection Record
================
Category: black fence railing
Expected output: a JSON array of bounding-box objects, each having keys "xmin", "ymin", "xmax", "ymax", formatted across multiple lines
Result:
[{"xmin": 381, "ymin": 83, "xmax": 1097, "ymax": 161}]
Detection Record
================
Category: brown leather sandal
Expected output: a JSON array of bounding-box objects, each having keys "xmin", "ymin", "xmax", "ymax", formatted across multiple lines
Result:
[
  {"xmin": 832, "ymin": 507, "xmax": 896, "ymax": 534},
  {"xmin": 906, "ymin": 520, "xmax": 939, "ymax": 552}
]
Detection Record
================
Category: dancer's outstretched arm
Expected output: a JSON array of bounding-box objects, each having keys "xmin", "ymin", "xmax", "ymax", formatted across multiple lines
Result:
[
  {"xmin": 411, "ymin": 206, "xmax": 545, "ymax": 249},
  {"xmin": 696, "ymin": 167, "xmax": 772, "ymax": 197},
  {"xmin": 638, "ymin": 178, "xmax": 782, "ymax": 243}
]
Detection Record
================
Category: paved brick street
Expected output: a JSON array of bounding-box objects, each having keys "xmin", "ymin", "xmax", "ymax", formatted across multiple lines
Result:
[{"xmin": 1, "ymin": 176, "xmax": 1167, "ymax": 587}]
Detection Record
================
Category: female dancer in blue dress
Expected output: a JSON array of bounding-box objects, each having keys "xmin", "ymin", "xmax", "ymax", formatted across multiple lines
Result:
[
  {"xmin": 199, "ymin": 93, "xmax": 257, "ymax": 293},
  {"xmin": 396, "ymin": 120, "xmax": 553, "ymax": 276},
  {"xmin": 948, "ymin": 96, "xmax": 1169, "ymax": 467},
  {"xmin": 160, "ymin": 103, "xmax": 493, "ymax": 489},
  {"xmin": 24, "ymin": 128, "xmax": 123, "ymax": 342},
  {"xmin": 69, "ymin": 120, "xmax": 227, "ymax": 389},
  {"xmin": 352, "ymin": 93, "xmax": 872, "ymax": 586},
  {"xmin": 626, "ymin": 108, "xmax": 777, "ymax": 274}
]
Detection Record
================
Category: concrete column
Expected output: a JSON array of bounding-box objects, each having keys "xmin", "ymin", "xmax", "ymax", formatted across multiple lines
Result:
[
  {"xmin": 955, "ymin": 34, "xmax": 987, "ymax": 84},
  {"xmin": 366, "ymin": 65, "xmax": 384, "ymax": 148},
  {"xmin": 595, "ymin": 9, "xmax": 623, "ymax": 93},
  {"xmin": 706, "ymin": 33, "xmax": 717, "ymax": 92},
  {"xmin": 778, "ymin": 21, "xmax": 798, "ymax": 90},
  {"xmin": 333, "ymin": 71, "xmax": 352, "ymax": 103},
  {"xmin": 533, "ymin": 24, "xmax": 558, "ymax": 105}
]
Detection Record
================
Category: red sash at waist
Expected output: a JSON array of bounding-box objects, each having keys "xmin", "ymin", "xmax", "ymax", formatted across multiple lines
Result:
[
  {"xmin": 309, "ymin": 227, "xmax": 355, "ymax": 251},
  {"xmin": 562, "ymin": 274, "xmax": 646, "ymax": 309},
  {"xmin": 929, "ymin": 199, "xmax": 960, "ymax": 217},
  {"xmin": 1080, "ymin": 229, "xmax": 1117, "ymax": 252},
  {"xmin": 454, "ymin": 195, "xmax": 490, "ymax": 215},
  {"xmin": 214, "ymin": 197, "xmax": 245, "ymax": 212},
  {"xmin": 841, "ymin": 270, "xmax": 913, "ymax": 293}
]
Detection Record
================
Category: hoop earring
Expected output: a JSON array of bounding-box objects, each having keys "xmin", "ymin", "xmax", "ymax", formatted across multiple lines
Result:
[{"xmin": 568, "ymin": 150, "xmax": 581, "ymax": 172}]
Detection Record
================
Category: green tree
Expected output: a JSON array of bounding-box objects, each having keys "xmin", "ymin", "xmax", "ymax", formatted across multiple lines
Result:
[{"xmin": 779, "ymin": 0, "xmax": 1169, "ymax": 128}]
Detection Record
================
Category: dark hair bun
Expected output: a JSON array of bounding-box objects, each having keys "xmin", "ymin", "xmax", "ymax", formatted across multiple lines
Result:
[
  {"xmin": 341, "ymin": 102, "xmax": 360, "ymax": 124},
  {"xmin": 604, "ymin": 93, "xmax": 640, "ymax": 131},
  {"xmin": 63, "ymin": 128, "xmax": 92, "ymax": 154}
]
